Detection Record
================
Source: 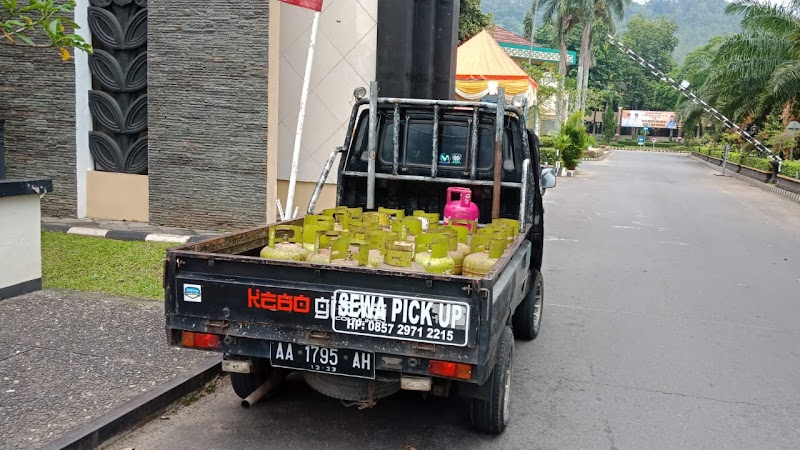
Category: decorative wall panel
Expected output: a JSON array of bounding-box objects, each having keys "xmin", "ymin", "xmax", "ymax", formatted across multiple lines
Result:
[{"xmin": 87, "ymin": 0, "xmax": 148, "ymax": 174}]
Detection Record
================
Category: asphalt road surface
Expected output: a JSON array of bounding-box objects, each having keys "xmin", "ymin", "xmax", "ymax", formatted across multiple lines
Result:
[{"xmin": 109, "ymin": 152, "xmax": 800, "ymax": 450}]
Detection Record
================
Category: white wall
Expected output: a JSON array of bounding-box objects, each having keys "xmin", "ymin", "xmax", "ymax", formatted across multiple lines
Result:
[
  {"xmin": 0, "ymin": 195, "xmax": 42, "ymax": 290},
  {"xmin": 74, "ymin": 0, "xmax": 94, "ymax": 218},
  {"xmin": 277, "ymin": 0, "xmax": 377, "ymax": 185}
]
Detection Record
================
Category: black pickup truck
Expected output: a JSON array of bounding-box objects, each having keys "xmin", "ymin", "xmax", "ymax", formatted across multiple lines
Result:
[{"xmin": 164, "ymin": 85, "xmax": 556, "ymax": 434}]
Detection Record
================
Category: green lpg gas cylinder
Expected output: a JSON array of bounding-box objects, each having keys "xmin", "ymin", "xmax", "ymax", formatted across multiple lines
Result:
[
  {"xmin": 377, "ymin": 241, "xmax": 425, "ymax": 272},
  {"xmin": 463, "ymin": 235, "xmax": 508, "ymax": 278},
  {"xmin": 260, "ymin": 225, "xmax": 310, "ymax": 261},
  {"xmin": 302, "ymin": 215, "xmax": 335, "ymax": 251}
]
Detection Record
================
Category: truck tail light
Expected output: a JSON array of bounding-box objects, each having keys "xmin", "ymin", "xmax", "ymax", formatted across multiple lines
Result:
[
  {"xmin": 181, "ymin": 331, "xmax": 221, "ymax": 349},
  {"xmin": 428, "ymin": 360, "xmax": 473, "ymax": 380}
]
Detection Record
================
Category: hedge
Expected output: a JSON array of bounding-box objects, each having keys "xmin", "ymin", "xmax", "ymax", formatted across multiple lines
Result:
[
  {"xmin": 781, "ymin": 160, "xmax": 800, "ymax": 178},
  {"xmin": 742, "ymin": 156, "xmax": 772, "ymax": 172},
  {"xmin": 540, "ymin": 148, "xmax": 558, "ymax": 165}
]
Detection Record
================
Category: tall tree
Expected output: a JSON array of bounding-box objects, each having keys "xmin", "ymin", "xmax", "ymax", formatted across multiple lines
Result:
[
  {"xmin": 702, "ymin": 0, "xmax": 800, "ymax": 122},
  {"xmin": 541, "ymin": 0, "xmax": 580, "ymax": 123},
  {"xmin": 459, "ymin": 0, "xmax": 494, "ymax": 43},
  {"xmin": 590, "ymin": 15, "xmax": 678, "ymax": 111},
  {"xmin": 673, "ymin": 36, "xmax": 726, "ymax": 136},
  {"xmin": 574, "ymin": 0, "xmax": 628, "ymax": 113}
]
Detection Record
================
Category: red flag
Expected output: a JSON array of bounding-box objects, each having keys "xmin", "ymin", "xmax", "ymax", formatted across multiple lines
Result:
[{"xmin": 279, "ymin": 0, "xmax": 323, "ymax": 11}]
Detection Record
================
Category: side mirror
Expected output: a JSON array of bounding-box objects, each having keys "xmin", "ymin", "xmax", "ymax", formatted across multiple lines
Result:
[{"xmin": 540, "ymin": 167, "xmax": 557, "ymax": 190}]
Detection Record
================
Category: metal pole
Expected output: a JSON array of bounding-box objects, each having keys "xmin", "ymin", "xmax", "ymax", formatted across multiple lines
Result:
[
  {"xmin": 392, "ymin": 104, "xmax": 400, "ymax": 175},
  {"xmin": 492, "ymin": 88, "xmax": 506, "ymax": 219},
  {"xmin": 307, "ymin": 146, "xmax": 341, "ymax": 214},
  {"xmin": 722, "ymin": 142, "xmax": 730, "ymax": 175},
  {"xmin": 519, "ymin": 159, "xmax": 530, "ymax": 232},
  {"xmin": 431, "ymin": 104, "xmax": 440, "ymax": 178},
  {"xmin": 470, "ymin": 107, "xmax": 479, "ymax": 180},
  {"xmin": 283, "ymin": 10, "xmax": 321, "ymax": 219},
  {"xmin": 367, "ymin": 81, "xmax": 378, "ymax": 210}
]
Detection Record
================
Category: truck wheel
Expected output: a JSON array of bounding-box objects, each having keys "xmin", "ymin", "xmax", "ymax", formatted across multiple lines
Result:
[
  {"xmin": 470, "ymin": 326, "xmax": 514, "ymax": 435},
  {"xmin": 230, "ymin": 359, "xmax": 272, "ymax": 399},
  {"xmin": 512, "ymin": 270, "xmax": 544, "ymax": 340}
]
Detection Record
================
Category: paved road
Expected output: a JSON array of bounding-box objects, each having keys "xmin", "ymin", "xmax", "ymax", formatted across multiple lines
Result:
[{"xmin": 109, "ymin": 152, "xmax": 800, "ymax": 449}]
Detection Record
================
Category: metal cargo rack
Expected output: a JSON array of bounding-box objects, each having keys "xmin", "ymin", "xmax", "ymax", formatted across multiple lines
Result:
[{"xmin": 309, "ymin": 82, "xmax": 533, "ymax": 233}]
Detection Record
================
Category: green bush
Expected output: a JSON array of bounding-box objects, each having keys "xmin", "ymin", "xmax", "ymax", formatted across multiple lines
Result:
[
  {"xmin": 742, "ymin": 156, "xmax": 772, "ymax": 172},
  {"xmin": 539, "ymin": 134, "xmax": 555, "ymax": 148},
  {"xmin": 602, "ymin": 107, "xmax": 616, "ymax": 142},
  {"xmin": 540, "ymin": 148, "xmax": 558, "ymax": 165},
  {"xmin": 725, "ymin": 152, "xmax": 741, "ymax": 163},
  {"xmin": 780, "ymin": 160, "xmax": 800, "ymax": 179},
  {"xmin": 557, "ymin": 112, "xmax": 590, "ymax": 170}
]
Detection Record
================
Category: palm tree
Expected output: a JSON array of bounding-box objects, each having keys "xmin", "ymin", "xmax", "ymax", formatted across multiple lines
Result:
[
  {"xmin": 674, "ymin": 37, "xmax": 725, "ymax": 140},
  {"xmin": 541, "ymin": 0, "xmax": 580, "ymax": 124},
  {"xmin": 574, "ymin": 0, "xmax": 628, "ymax": 113},
  {"xmin": 702, "ymin": 0, "xmax": 800, "ymax": 121}
]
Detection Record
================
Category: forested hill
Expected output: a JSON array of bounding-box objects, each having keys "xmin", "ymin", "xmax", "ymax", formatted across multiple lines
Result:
[{"xmin": 482, "ymin": 0, "xmax": 742, "ymax": 62}]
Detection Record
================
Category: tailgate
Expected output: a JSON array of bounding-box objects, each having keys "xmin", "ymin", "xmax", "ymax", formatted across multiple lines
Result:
[{"xmin": 166, "ymin": 252, "xmax": 483, "ymax": 360}]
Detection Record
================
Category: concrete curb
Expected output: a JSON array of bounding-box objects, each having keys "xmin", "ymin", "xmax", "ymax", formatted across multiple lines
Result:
[
  {"xmin": 607, "ymin": 147, "xmax": 691, "ymax": 154},
  {"xmin": 581, "ymin": 151, "xmax": 609, "ymax": 161},
  {"xmin": 42, "ymin": 223, "xmax": 221, "ymax": 244},
  {"xmin": 690, "ymin": 153, "xmax": 800, "ymax": 204},
  {"xmin": 41, "ymin": 356, "xmax": 222, "ymax": 450}
]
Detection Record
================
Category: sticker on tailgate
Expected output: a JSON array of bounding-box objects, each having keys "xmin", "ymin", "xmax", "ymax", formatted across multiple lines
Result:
[
  {"xmin": 183, "ymin": 284, "xmax": 202, "ymax": 302},
  {"xmin": 331, "ymin": 290, "xmax": 470, "ymax": 347}
]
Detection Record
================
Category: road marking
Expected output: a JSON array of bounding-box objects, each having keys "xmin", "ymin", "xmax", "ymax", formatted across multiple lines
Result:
[
  {"xmin": 658, "ymin": 241, "xmax": 689, "ymax": 246},
  {"xmin": 545, "ymin": 237, "xmax": 579, "ymax": 242},
  {"xmin": 612, "ymin": 225, "xmax": 643, "ymax": 230}
]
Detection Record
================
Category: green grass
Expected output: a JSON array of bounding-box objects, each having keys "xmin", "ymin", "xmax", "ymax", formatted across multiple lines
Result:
[{"xmin": 41, "ymin": 231, "xmax": 175, "ymax": 300}]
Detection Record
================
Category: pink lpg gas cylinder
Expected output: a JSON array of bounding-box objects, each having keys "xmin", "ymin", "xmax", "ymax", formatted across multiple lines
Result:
[{"xmin": 443, "ymin": 187, "xmax": 480, "ymax": 228}]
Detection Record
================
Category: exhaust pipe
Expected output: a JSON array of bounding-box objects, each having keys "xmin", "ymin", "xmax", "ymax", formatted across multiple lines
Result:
[{"xmin": 241, "ymin": 372, "xmax": 286, "ymax": 409}]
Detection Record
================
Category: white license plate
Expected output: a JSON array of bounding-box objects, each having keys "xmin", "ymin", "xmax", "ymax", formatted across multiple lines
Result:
[{"xmin": 270, "ymin": 341, "xmax": 375, "ymax": 379}]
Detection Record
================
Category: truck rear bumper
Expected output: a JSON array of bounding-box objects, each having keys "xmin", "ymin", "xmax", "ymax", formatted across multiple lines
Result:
[{"xmin": 170, "ymin": 326, "xmax": 487, "ymax": 386}]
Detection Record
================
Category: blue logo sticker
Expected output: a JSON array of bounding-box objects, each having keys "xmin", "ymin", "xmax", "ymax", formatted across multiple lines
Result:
[
  {"xmin": 452, "ymin": 153, "xmax": 463, "ymax": 164},
  {"xmin": 440, "ymin": 153, "xmax": 451, "ymax": 164},
  {"xmin": 183, "ymin": 284, "xmax": 202, "ymax": 302}
]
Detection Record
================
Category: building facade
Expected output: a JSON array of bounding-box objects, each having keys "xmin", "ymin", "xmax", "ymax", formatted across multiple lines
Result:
[{"xmin": 0, "ymin": 0, "xmax": 381, "ymax": 230}]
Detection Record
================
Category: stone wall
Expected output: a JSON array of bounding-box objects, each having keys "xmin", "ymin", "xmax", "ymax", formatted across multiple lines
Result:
[
  {"xmin": 0, "ymin": 47, "xmax": 77, "ymax": 217},
  {"xmin": 148, "ymin": 0, "xmax": 270, "ymax": 230}
]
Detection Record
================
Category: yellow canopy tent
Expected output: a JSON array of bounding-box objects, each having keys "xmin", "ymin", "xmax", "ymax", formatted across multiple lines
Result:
[{"xmin": 455, "ymin": 30, "xmax": 538, "ymax": 104}]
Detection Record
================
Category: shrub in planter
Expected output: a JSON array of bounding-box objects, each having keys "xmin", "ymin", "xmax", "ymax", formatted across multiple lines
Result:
[
  {"xmin": 742, "ymin": 155, "xmax": 772, "ymax": 172},
  {"xmin": 779, "ymin": 160, "xmax": 800, "ymax": 179},
  {"xmin": 557, "ymin": 112, "xmax": 590, "ymax": 170}
]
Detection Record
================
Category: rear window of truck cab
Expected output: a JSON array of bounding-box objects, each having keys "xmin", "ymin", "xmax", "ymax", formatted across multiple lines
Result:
[{"xmin": 345, "ymin": 109, "xmax": 521, "ymax": 178}]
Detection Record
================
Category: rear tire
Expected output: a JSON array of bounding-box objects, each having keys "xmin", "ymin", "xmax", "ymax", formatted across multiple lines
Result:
[
  {"xmin": 512, "ymin": 270, "xmax": 544, "ymax": 340},
  {"xmin": 230, "ymin": 358, "xmax": 272, "ymax": 399},
  {"xmin": 303, "ymin": 373, "xmax": 400, "ymax": 402},
  {"xmin": 470, "ymin": 327, "xmax": 514, "ymax": 435}
]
